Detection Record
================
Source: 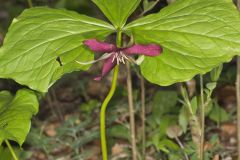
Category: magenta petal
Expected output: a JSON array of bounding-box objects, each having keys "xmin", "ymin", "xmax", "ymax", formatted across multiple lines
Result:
[
  {"xmin": 84, "ymin": 39, "xmax": 117, "ymax": 53},
  {"xmin": 94, "ymin": 55, "xmax": 116, "ymax": 81},
  {"xmin": 123, "ymin": 44, "xmax": 162, "ymax": 56}
]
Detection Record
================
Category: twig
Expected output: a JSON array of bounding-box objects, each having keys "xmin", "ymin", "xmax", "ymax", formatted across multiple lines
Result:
[
  {"xmin": 51, "ymin": 90, "xmax": 64, "ymax": 122},
  {"xmin": 237, "ymin": 57, "xmax": 240, "ymax": 160},
  {"xmin": 140, "ymin": 75, "xmax": 146, "ymax": 158},
  {"xmin": 180, "ymin": 83, "xmax": 193, "ymax": 115},
  {"xmin": 126, "ymin": 62, "xmax": 137, "ymax": 160},
  {"xmin": 175, "ymin": 137, "xmax": 189, "ymax": 160},
  {"xmin": 27, "ymin": 0, "xmax": 33, "ymax": 7},
  {"xmin": 199, "ymin": 75, "xmax": 205, "ymax": 160},
  {"xmin": 236, "ymin": 2, "xmax": 240, "ymax": 160}
]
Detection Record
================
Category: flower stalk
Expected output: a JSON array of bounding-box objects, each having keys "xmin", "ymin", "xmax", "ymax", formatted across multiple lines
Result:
[
  {"xmin": 100, "ymin": 65, "xmax": 119, "ymax": 160},
  {"xmin": 100, "ymin": 29, "xmax": 122, "ymax": 160},
  {"xmin": 5, "ymin": 140, "xmax": 19, "ymax": 160}
]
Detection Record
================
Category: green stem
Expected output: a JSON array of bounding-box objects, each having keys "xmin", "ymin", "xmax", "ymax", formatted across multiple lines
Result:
[
  {"xmin": 5, "ymin": 140, "xmax": 19, "ymax": 160},
  {"xmin": 117, "ymin": 29, "xmax": 122, "ymax": 47},
  {"xmin": 199, "ymin": 75, "xmax": 205, "ymax": 160},
  {"xmin": 27, "ymin": 0, "xmax": 33, "ymax": 7},
  {"xmin": 100, "ymin": 66, "xmax": 119, "ymax": 160},
  {"xmin": 100, "ymin": 29, "xmax": 121, "ymax": 160}
]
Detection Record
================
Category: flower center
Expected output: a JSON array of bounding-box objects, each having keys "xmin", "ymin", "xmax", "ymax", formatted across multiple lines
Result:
[{"xmin": 111, "ymin": 51, "xmax": 129, "ymax": 64}]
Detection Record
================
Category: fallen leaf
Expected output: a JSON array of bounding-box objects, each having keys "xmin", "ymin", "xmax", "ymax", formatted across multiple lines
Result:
[
  {"xmin": 213, "ymin": 154, "xmax": 220, "ymax": 160},
  {"xmin": 221, "ymin": 123, "xmax": 237, "ymax": 136},
  {"xmin": 112, "ymin": 143, "xmax": 124, "ymax": 155},
  {"xmin": 166, "ymin": 125, "xmax": 183, "ymax": 138}
]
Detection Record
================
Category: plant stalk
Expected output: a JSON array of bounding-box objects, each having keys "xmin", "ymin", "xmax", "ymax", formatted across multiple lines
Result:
[
  {"xmin": 27, "ymin": 0, "xmax": 33, "ymax": 7},
  {"xmin": 100, "ymin": 65, "xmax": 119, "ymax": 160},
  {"xmin": 199, "ymin": 75, "xmax": 205, "ymax": 160},
  {"xmin": 5, "ymin": 140, "xmax": 19, "ymax": 160},
  {"xmin": 237, "ymin": 57, "xmax": 240, "ymax": 160},
  {"xmin": 126, "ymin": 62, "xmax": 137, "ymax": 160},
  {"xmin": 100, "ymin": 29, "xmax": 121, "ymax": 160},
  {"xmin": 140, "ymin": 76, "xmax": 146, "ymax": 158},
  {"xmin": 237, "ymin": 2, "xmax": 240, "ymax": 160}
]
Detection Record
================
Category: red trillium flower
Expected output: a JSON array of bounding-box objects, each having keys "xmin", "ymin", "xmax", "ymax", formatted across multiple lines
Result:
[{"xmin": 77, "ymin": 39, "xmax": 162, "ymax": 81}]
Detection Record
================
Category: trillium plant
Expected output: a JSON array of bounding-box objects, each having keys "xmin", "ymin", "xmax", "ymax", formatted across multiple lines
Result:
[{"xmin": 1, "ymin": 0, "xmax": 240, "ymax": 160}]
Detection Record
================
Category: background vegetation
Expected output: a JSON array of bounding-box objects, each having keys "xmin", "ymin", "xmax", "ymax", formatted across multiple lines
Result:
[{"xmin": 0, "ymin": 0, "xmax": 238, "ymax": 160}]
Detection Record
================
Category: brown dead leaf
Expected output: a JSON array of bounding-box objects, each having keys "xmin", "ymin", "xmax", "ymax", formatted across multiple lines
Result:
[
  {"xmin": 216, "ymin": 85, "xmax": 236, "ymax": 109},
  {"xmin": 213, "ymin": 154, "xmax": 220, "ymax": 160},
  {"xmin": 44, "ymin": 123, "xmax": 60, "ymax": 137},
  {"xmin": 204, "ymin": 141, "xmax": 213, "ymax": 151},
  {"xmin": 166, "ymin": 125, "xmax": 183, "ymax": 138},
  {"xmin": 221, "ymin": 123, "xmax": 237, "ymax": 136},
  {"xmin": 87, "ymin": 80, "xmax": 108, "ymax": 99},
  {"xmin": 186, "ymin": 79, "xmax": 196, "ymax": 97},
  {"xmin": 112, "ymin": 143, "xmax": 124, "ymax": 156}
]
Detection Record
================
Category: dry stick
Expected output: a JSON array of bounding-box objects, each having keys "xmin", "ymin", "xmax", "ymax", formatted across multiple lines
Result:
[
  {"xmin": 140, "ymin": 76, "xmax": 146, "ymax": 158},
  {"xmin": 126, "ymin": 62, "xmax": 137, "ymax": 160},
  {"xmin": 237, "ymin": 57, "xmax": 240, "ymax": 160},
  {"xmin": 237, "ymin": 2, "xmax": 240, "ymax": 160},
  {"xmin": 199, "ymin": 75, "xmax": 205, "ymax": 160},
  {"xmin": 175, "ymin": 137, "xmax": 189, "ymax": 160},
  {"xmin": 236, "ymin": 62, "xmax": 240, "ymax": 159},
  {"xmin": 27, "ymin": 0, "xmax": 33, "ymax": 7}
]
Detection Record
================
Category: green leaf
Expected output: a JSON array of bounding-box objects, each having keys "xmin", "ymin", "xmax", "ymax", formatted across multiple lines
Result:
[
  {"xmin": 143, "ymin": 0, "xmax": 159, "ymax": 14},
  {"xmin": 108, "ymin": 124, "xmax": 130, "ymax": 140},
  {"xmin": 179, "ymin": 107, "xmax": 188, "ymax": 133},
  {"xmin": 152, "ymin": 91, "xmax": 178, "ymax": 121},
  {"xmin": 92, "ymin": 0, "xmax": 141, "ymax": 28},
  {"xmin": 125, "ymin": 0, "xmax": 240, "ymax": 86},
  {"xmin": 0, "ymin": 7, "xmax": 114, "ymax": 92},
  {"xmin": 209, "ymin": 103, "xmax": 229, "ymax": 123},
  {"xmin": 190, "ymin": 96, "xmax": 197, "ymax": 115},
  {"xmin": 158, "ymin": 139, "xmax": 179, "ymax": 152},
  {"xmin": 0, "ymin": 89, "xmax": 39, "ymax": 146},
  {"xmin": 0, "ymin": 146, "xmax": 12, "ymax": 160},
  {"xmin": 0, "ymin": 91, "xmax": 13, "ymax": 110},
  {"xmin": 206, "ymin": 82, "xmax": 217, "ymax": 91},
  {"xmin": 210, "ymin": 64, "xmax": 223, "ymax": 82}
]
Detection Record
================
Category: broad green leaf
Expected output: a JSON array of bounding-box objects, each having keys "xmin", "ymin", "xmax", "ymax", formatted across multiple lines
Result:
[
  {"xmin": 0, "ymin": 7, "xmax": 114, "ymax": 92},
  {"xmin": 125, "ymin": 0, "xmax": 240, "ymax": 86},
  {"xmin": 92, "ymin": 0, "xmax": 141, "ymax": 28},
  {"xmin": 0, "ymin": 91, "xmax": 13, "ymax": 110},
  {"xmin": 0, "ymin": 89, "xmax": 39, "ymax": 146},
  {"xmin": 0, "ymin": 146, "xmax": 12, "ymax": 160}
]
